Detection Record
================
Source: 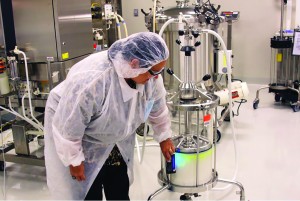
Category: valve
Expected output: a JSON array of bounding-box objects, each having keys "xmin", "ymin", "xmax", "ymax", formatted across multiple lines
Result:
[
  {"xmin": 192, "ymin": 30, "xmax": 200, "ymax": 38},
  {"xmin": 202, "ymin": 74, "xmax": 211, "ymax": 81},
  {"xmin": 167, "ymin": 68, "xmax": 182, "ymax": 83},
  {"xmin": 176, "ymin": 39, "xmax": 182, "ymax": 45},
  {"xmin": 178, "ymin": 30, "xmax": 185, "ymax": 36},
  {"xmin": 194, "ymin": 41, "xmax": 201, "ymax": 47}
]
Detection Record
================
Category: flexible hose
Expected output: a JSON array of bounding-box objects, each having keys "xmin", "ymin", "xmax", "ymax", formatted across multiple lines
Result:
[
  {"xmin": 152, "ymin": 0, "xmax": 157, "ymax": 33},
  {"xmin": 135, "ymin": 136, "xmax": 141, "ymax": 162},
  {"xmin": 158, "ymin": 14, "xmax": 188, "ymax": 37},
  {"xmin": 115, "ymin": 14, "xmax": 121, "ymax": 39},
  {"xmin": 116, "ymin": 14, "xmax": 128, "ymax": 37},
  {"xmin": 13, "ymin": 48, "xmax": 44, "ymax": 131},
  {"xmin": 202, "ymin": 29, "xmax": 238, "ymax": 191},
  {"xmin": 9, "ymin": 97, "xmax": 42, "ymax": 131},
  {"xmin": 139, "ymin": 123, "xmax": 148, "ymax": 164},
  {"xmin": 0, "ymin": 104, "xmax": 41, "ymax": 131},
  {"xmin": 158, "ymin": 18, "xmax": 176, "ymax": 37},
  {"xmin": 21, "ymin": 93, "xmax": 43, "ymax": 131}
]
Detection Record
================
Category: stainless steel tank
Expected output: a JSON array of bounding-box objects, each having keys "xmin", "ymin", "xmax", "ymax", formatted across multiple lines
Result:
[
  {"xmin": 158, "ymin": 92, "xmax": 219, "ymax": 193},
  {"xmin": 269, "ymin": 36, "xmax": 294, "ymax": 89},
  {"xmin": 155, "ymin": 5, "xmax": 215, "ymax": 92}
]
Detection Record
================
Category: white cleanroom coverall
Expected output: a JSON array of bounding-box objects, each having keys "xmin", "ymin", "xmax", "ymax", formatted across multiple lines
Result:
[{"xmin": 44, "ymin": 50, "xmax": 171, "ymax": 199}]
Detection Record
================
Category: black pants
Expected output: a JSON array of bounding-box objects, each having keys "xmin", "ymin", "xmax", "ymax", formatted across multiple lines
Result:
[{"xmin": 84, "ymin": 161, "xmax": 130, "ymax": 200}]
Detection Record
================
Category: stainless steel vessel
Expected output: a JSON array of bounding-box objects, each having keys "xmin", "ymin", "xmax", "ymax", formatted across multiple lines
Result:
[
  {"xmin": 159, "ymin": 93, "xmax": 219, "ymax": 193},
  {"xmin": 12, "ymin": 0, "xmax": 93, "ymax": 63},
  {"xmin": 253, "ymin": 0, "xmax": 300, "ymax": 112},
  {"xmin": 155, "ymin": 4, "xmax": 215, "ymax": 91}
]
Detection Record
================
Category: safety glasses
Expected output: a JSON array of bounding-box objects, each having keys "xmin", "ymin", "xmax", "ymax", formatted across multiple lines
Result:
[{"xmin": 148, "ymin": 67, "xmax": 165, "ymax": 76}]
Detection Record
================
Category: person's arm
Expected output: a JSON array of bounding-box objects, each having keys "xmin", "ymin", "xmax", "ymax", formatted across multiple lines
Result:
[
  {"xmin": 51, "ymin": 75, "xmax": 103, "ymax": 180},
  {"xmin": 148, "ymin": 76, "xmax": 175, "ymax": 161}
]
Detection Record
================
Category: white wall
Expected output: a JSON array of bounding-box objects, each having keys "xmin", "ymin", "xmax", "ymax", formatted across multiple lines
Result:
[{"xmin": 121, "ymin": 0, "xmax": 286, "ymax": 84}]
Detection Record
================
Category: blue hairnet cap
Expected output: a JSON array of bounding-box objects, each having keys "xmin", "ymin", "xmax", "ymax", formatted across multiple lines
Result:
[{"xmin": 108, "ymin": 32, "xmax": 169, "ymax": 78}]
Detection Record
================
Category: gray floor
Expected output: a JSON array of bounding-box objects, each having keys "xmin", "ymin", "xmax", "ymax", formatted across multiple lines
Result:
[{"xmin": 1, "ymin": 84, "xmax": 300, "ymax": 200}]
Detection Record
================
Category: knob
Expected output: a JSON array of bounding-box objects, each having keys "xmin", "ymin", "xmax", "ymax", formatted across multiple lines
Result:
[
  {"xmin": 192, "ymin": 30, "xmax": 200, "ymax": 38},
  {"xmin": 202, "ymin": 74, "xmax": 211, "ymax": 81},
  {"xmin": 194, "ymin": 41, "xmax": 201, "ymax": 47},
  {"xmin": 166, "ymin": 68, "xmax": 174, "ymax": 75},
  {"xmin": 178, "ymin": 30, "xmax": 185, "ymax": 36}
]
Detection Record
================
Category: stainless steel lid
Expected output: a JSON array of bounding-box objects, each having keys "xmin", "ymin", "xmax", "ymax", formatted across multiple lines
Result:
[{"xmin": 167, "ymin": 93, "xmax": 219, "ymax": 111}]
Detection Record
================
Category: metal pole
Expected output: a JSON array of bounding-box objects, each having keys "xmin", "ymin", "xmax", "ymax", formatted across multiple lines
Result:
[
  {"xmin": 227, "ymin": 21, "xmax": 233, "ymax": 50},
  {"xmin": 280, "ymin": 0, "xmax": 284, "ymax": 39},
  {"xmin": 147, "ymin": 184, "xmax": 170, "ymax": 201},
  {"xmin": 217, "ymin": 178, "xmax": 245, "ymax": 201},
  {"xmin": 46, "ymin": 57, "xmax": 54, "ymax": 90},
  {"xmin": 214, "ymin": 108, "xmax": 217, "ymax": 172},
  {"xmin": 196, "ymin": 110, "xmax": 200, "ymax": 186}
]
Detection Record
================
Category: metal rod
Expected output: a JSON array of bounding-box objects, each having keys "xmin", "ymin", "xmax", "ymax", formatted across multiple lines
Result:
[
  {"xmin": 46, "ymin": 57, "xmax": 54, "ymax": 90},
  {"xmin": 217, "ymin": 178, "xmax": 245, "ymax": 201},
  {"xmin": 184, "ymin": 111, "xmax": 189, "ymax": 134},
  {"xmin": 255, "ymin": 86, "xmax": 270, "ymax": 100},
  {"xmin": 196, "ymin": 110, "xmax": 200, "ymax": 186},
  {"xmin": 214, "ymin": 108, "xmax": 217, "ymax": 172},
  {"xmin": 176, "ymin": 137, "xmax": 185, "ymax": 148},
  {"xmin": 147, "ymin": 184, "xmax": 170, "ymax": 201},
  {"xmin": 179, "ymin": 110, "xmax": 181, "ymax": 135},
  {"xmin": 280, "ymin": 0, "xmax": 284, "ymax": 39},
  {"xmin": 0, "ymin": 153, "xmax": 45, "ymax": 167},
  {"xmin": 218, "ymin": 107, "xmax": 229, "ymax": 126},
  {"xmin": 227, "ymin": 21, "xmax": 233, "ymax": 50},
  {"xmin": 184, "ymin": 55, "xmax": 189, "ymax": 83}
]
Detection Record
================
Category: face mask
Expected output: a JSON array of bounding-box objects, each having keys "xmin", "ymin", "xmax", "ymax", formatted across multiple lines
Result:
[{"xmin": 144, "ymin": 99, "xmax": 154, "ymax": 121}]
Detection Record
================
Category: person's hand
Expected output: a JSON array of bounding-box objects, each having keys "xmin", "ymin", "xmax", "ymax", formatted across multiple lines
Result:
[
  {"xmin": 160, "ymin": 138, "xmax": 175, "ymax": 162},
  {"xmin": 69, "ymin": 162, "xmax": 86, "ymax": 181}
]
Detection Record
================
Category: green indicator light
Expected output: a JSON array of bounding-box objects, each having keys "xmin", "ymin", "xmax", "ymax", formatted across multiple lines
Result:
[{"xmin": 175, "ymin": 148, "xmax": 212, "ymax": 169}]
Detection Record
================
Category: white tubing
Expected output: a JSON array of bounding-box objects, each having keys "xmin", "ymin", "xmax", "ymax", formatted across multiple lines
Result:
[
  {"xmin": 115, "ymin": 14, "xmax": 122, "ymax": 39},
  {"xmin": 0, "ymin": 104, "xmax": 42, "ymax": 131},
  {"xmin": 135, "ymin": 135, "xmax": 141, "ymax": 163},
  {"xmin": 153, "ymin": 0, "xmax": 157, "ymax": 32},
  {"xmin": 21, "ymin": 93, "xmax": 43, "ymax": 130},
  {"xmin": 9, "ymin": 97, "xmax": 42, "ymax": 131},
  {"xmin": 116, "ymin": 14, "xmax": 128, "ymax": 37},
  {"xmin": 202, "ymin": 29, "xmax": 238, "ymax": 191},
  {"xmin": 13, "ymin": 48, "xmax": 44, "ymax": 131},
  {"xmin": 139, "ymin": 123, "xmax": 148, "ymax": 164},
  {"xmin": 159, "ymin": 18, "xmax": 176, "ymax": 37}
]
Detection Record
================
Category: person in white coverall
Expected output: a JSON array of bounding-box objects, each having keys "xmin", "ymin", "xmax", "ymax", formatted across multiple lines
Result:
[{"xmin": 44, "ymin": 32, "xmax": 175, "ymax": 200}]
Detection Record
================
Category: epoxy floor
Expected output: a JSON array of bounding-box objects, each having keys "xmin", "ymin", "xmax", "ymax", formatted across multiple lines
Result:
[{"xmin": 1, "ymin": 84, "xmax": 300, "ymax": 200}]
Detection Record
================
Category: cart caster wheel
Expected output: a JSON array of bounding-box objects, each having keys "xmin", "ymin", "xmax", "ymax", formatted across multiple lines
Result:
[
  {"xmin": 253, "ymin": 99, "xmax": 259, "ymax": 109},
  {"xmin": 214, "ymin": 130, "xmax": 221, "ymax": 143},
  {"xmin": 291, "ymin": 105, "xmax": 300, "ymax": 112},
  {"xmin": 0, "ymin": 161, "xmax": 5, "ymax": 171},
  {"xmin": 180, "ymin": 194, "xmax": 192, "ymax": 201},
  {"xmin": 275, "ymin": 93, "xmax": 281, "ymax": 102},
  {"xmin": 136, "ymin": 123, "xmax": 150, "ymax": 136},
  {"xmin": 221, "ymin": 109, "xmax": 234, "ymax": 122}
]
